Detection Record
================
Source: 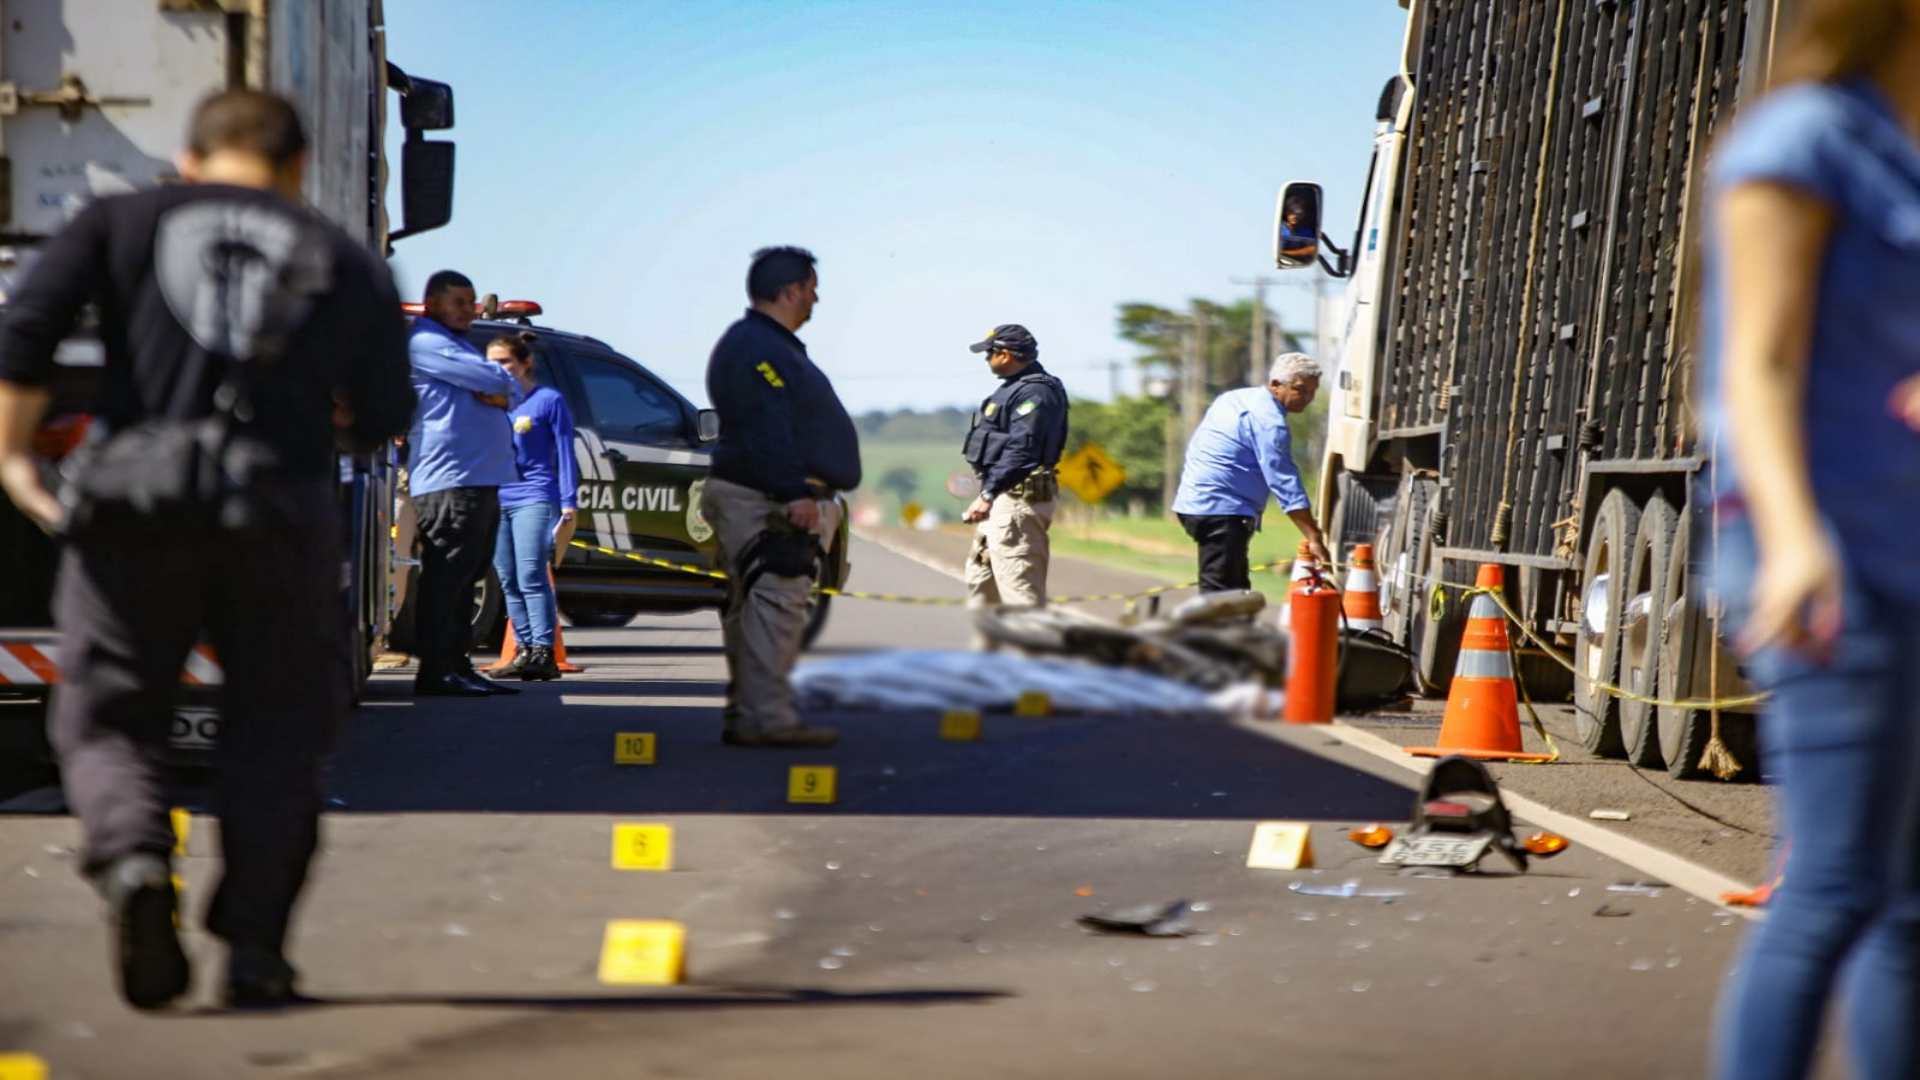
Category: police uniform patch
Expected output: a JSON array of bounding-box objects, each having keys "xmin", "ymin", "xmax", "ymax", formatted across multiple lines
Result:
[
  {"xmin": 1014, "ymin": 400, "xmax": 1037, "ymax": 417},
  {"xmin": 513, "ymin": 415, "xmax": 534, "ymax": 434},
  {"xmin": 984, "ymin": 402, "xmax": 998, "ymax": 417},
  {"xmin": 755, "ymin": 361, "xmax": 786, "ymax": 388}
]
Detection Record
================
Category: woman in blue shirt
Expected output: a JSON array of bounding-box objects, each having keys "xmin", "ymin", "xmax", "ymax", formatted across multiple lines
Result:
[
  {"xmin": 486, "ymin": 335, "xmax": 578, "ymax": 680},
  {"xmin": 1701, "ymin": 2, "xmax": 1920, "ymax": 1076}
]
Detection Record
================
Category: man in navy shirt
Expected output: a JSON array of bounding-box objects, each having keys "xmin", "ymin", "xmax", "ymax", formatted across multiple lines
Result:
[
  {"xmin": 702, "ymin": 246, "xmax": 859, "ymax": 748},
  {"xmin": 1172, "ymin": 352, "xmax": 1329, "ymax": 593},
  {"xmin": 406, "ymin": 269, "xmax": 523, "ymax": 697}
]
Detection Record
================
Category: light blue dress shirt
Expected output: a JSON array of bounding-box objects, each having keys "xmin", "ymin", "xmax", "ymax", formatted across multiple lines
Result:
[
  {"xmin": 405, "ymin": 317, "xmax": 523, "ymax": 497},
  {"xmin": 1698, "ymin": 78, "xmax": 1920, "ymax": 602},
  {"xmin": 1171, "ymin": 386, "xmax": 1310, "ymax": 519}
]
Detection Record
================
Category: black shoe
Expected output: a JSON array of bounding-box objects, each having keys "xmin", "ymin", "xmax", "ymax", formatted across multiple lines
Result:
[
  {"xmin": 225, "ymin": 945, "xmax": 306, "ymax": 1010},
  {"xmin": 97, "ymin": 854, "xmax": 190, "ymax": 1010},
  {"xmin": 461, "ymin": 670, "xmax": 519, "ymax": 696},
  {"xmin": 722, "ymin": 726, "xmax": 839, "ymax": 748},
  {"xmin": 491, "ymin": 650, "xmax": 530, "ymax": 678},
  {"xmin": 414, "ymin": 673, "xmax": 493, "ymax": 697},
  {"xmin": 518, "ymin": 646, "xmax": 560, "ymax": 681}
]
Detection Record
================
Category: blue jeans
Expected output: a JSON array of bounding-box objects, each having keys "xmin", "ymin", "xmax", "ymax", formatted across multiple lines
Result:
[
  {"xmin": 1711, "ymin": 515, "xmax": 1920, "ymax": 1080},
  {"xmin": 491, "ymin": 502, "xmax": 559, "ymax": 648}
]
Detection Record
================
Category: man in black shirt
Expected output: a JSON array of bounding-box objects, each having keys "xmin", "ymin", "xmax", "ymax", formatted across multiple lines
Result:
[
  {"xmin": 0, "ymin": 90, "xmax": 414, "ymax": 1009},
  {"xmin": 701, "ymin": 246, "xmax": 859, "ymax": 748}
]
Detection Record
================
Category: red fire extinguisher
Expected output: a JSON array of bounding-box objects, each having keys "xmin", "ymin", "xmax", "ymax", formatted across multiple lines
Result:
[{"xmin": 1285, "ymin": 541, "xmax": 1339, "ymax": 724}]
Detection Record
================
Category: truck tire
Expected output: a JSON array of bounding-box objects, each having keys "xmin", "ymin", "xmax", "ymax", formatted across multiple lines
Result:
[
  {"xmin": 1414, "ymin": 532, "xmax": 1466, "ymax": 695},
  {"xmin": 1328, "ymin": 472, "xmax": 1397, "ymax": 569},
  {"xmin": 1380, "ymin": 471, "xmax": 1435, "ymax": 650},
  {"xmin": 1573, "ymin": 489, "xmax": 1639, "ymax": 757},
  {"xmin": 1656, "ymin": 512, "xmax": 1760, "ymax": 780},
  {"xmin": 1619, "ymin": 494, "xmax": 1676, "ymax": 767}
]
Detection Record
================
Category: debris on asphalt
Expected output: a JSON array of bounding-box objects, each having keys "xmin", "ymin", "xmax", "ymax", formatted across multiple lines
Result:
[
  {"xmin": 1077, "ymin": 899, "xmax": 1196, "ymax": 937},
  {"xmin": 1589, "ymin": 808, "xmax": 1632, "ymax": 821},
  {"xmin": 1288, "ymin": 879, "xmax": 1408, "ymax": 901},
  {"xmin": 1592, "ymin": 903, "xmax": 1635, "ymax": 917},
  {"xmin": 1608, "ymin": 880, "xmax": 1669, "ymax": 897}
]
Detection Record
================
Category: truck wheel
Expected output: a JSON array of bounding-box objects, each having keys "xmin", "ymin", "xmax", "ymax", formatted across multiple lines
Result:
[
  {"xmin": 1573, "ymin": 489, "xmax": 1639, "ymax": 757},
  {"xmin": 1414, "ymin": 539, "xmax": 1466, "ymax": 695},
  {"xmin": 1619, "ymin": 494, "xmax": 1676, "ymax": 767},
  {"xmin": 1328, "ymin": 472, "xmax": 1396, "ymax": 569},
  {"xmin": 1380, "ymin": 471, "xmax": 1435, "ymax": 649},
  {"xmin": 1655, "ymin": 513, "xmax": 1760, "ymax": 780}
]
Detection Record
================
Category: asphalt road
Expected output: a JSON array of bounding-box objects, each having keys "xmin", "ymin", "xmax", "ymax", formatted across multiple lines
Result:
[{"xmin": 0, "ymin": 535, "xmax": 1812, "ymax": 1078}]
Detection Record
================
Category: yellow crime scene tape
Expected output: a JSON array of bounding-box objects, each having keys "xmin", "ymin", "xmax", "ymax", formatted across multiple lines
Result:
[{"xmin": 566, "ymin": 538, "xmax": 1765, "ymax": 714}]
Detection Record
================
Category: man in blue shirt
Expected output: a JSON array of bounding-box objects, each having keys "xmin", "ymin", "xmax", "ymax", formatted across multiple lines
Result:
[
  {"xmin": 406, "ymin": 269, "xmax": 523, "ymax": 697},
  {"xmin": 1171, "ymin": 352, "xmax": 1329, "ymax": 593}
]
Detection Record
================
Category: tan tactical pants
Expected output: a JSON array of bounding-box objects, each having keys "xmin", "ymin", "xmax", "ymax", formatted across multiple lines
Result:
[
  {"xmin": 701, "ymin": 477, "xmax": 840, "ymax": 737},
  {"xmin": 965, "ymin": 494, "xmax": 1055, "ymax": 609}
]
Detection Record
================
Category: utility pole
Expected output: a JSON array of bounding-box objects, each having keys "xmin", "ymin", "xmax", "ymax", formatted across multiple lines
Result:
[
  {"xmin": 1107, "ymin": 359, "xmax": 1123, "ymax": 401},
  {"xmin": 1184, "ymin": 307, "xmax": 1208, "ymax": 442},
  {"xmin": 1232, "ymin": 275, "xmax": 1281, "ymax": 386}
]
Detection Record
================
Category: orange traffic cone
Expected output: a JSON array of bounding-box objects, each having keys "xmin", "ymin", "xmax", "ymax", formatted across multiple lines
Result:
[
  {"xmin": 1342, "ymin": 543, "xmax": 1384, "ymax": 632},
  {"xmin": 1407, "ymin": 564, "xmax": 1553, "ymax": 762},
  {"xmin": 480, "ymin": 568, "xmax": 582, "ymax": 674}
]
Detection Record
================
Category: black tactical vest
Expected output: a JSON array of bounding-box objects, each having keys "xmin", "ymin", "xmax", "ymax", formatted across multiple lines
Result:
[{"xmin": 963, "ymin": 367, "xmax": 1067, "ymax": 472}]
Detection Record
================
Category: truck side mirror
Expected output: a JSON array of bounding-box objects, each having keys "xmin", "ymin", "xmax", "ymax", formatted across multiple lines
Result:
[
  {"xmin": 1274, "ymin": 181, "xmax": 1325, "ymax": 270},
  {"xmin": 396, "ymin": 138, "xmax": 454, "ymax": 240},
  {"xmin": 696, "ymin": 409, "xmax": 721, "ymax": 442},
  {"xmin": 395, "ymin": 71, "xmax": 455, "ymax": 131}
]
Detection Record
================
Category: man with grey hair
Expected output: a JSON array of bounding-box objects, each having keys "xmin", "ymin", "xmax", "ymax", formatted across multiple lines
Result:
[{"xmin": 1170, "ymin": 351, "xmax": 1329, "ymax": 593}]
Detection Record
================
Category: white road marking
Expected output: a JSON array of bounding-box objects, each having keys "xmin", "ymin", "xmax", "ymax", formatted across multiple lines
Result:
[{"xmin": 560, "ymin": 695, "xmax": 719, "ymax": 709}]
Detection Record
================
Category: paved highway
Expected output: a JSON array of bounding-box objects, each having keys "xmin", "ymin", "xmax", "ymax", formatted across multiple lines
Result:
[{"xmin": 0, "ymin": 536, "xmax": 1811, "ymax": 1079}]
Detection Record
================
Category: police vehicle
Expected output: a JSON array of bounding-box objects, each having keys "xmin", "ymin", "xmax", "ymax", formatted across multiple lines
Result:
[{"xmin": 388, "ymin": 298, "xmax": 851, "ymax": 651}]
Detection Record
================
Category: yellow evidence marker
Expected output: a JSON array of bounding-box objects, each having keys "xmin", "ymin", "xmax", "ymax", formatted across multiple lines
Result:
[
  {"xmin": 613, "ymin": 732, "xmax": 656, "ymax": 765},
  {"xmin": 171, "ymin": 806, "xmax": 191, "ymax": 856},
  {"xmin": 596, "ymin": 920, "xmax": 686, "ymax": 985},
  {"xmin": 1013, "ymin": 691, "xmax": 1052, "ymax": 717},
  {"xmin": 788, "ymin": 765, "xmax": 837, "ymax": 804},
  {"xmin": 611, "ymin": 824, "xmax": 674, "ymax": 871},
  {"xmin": 0, "ymin": 1053, "xmax": 48, "ymax": 1080},
  {"xmin": 1246, "ymin": 822, "xmax": 1316, "ymax": 870},
  {"xmin": 940, "ymin": 709, "xmax": 982, "ymax": 742}
]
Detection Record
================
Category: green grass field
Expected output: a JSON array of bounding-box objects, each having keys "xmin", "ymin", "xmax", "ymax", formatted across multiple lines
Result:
[{"xmin": 861, "ymin": 438, "xmax": 1304, "ymax": 600}]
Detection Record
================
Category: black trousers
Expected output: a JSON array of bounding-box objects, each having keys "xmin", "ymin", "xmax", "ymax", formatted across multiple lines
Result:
[
  {"xmin": 412, "ymin": 486, "xmax": 500, "ymax": 679},
  {"xmin": 49, "ymin": 480, "xmax": 343, "ymax": 952},
  {"xmin": 1178, "ymin": 513, "xmax": 1256, "ymax": 593}
]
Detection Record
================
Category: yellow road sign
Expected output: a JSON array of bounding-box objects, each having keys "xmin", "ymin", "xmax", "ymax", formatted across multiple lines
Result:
[
  {"xmin": 1057, "ymin": 442, "xmax": 1126, "ymax": 503},
  {"xmin": 901, "ymin": 501, "xmax": 924, "ymax": 527}
]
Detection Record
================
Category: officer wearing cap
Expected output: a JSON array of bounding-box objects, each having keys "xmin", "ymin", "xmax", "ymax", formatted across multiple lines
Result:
[{"xmin": 960, "ymin": 324, "xmax": 1068, "ymax": 613}]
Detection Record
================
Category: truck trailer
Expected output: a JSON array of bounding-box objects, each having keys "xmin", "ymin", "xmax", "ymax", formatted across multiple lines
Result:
[
  {"xmin": 0, "ymin": 0, "xmax": 455, "ymax": 754},
  {"xmin": 1285, "ymin": 0, "xmax": 1801, "ymax": 779}
]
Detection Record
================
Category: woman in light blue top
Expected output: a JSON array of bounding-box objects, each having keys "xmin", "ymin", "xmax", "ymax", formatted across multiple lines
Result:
[
  {"xmin": 486, "ymin": 334, "xmax": 578, "ymax": 681},
  {"xmin": 1699, "ymin": 1, "xmax": 1920, "ymax": 1077}
]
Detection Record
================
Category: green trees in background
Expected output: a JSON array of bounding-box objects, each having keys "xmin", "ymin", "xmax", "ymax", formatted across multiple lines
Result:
[{"xmin": 1064, "ymin": 395, "xmax": 1169, "ymax": 510}]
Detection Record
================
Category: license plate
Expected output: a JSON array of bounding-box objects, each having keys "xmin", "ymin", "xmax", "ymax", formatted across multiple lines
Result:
[
  {"xmin": 1378, "ymin": 834, "xmax": 1493, "ymax": 868},
  {"xmin": 169, "ymin": 707, "xmax": 219, "ymax": 751}
]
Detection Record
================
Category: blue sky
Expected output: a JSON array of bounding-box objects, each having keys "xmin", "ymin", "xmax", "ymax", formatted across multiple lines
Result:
[{"xmin": 382, "ymin": 1, "xmax": 1408, "ymax": 412}]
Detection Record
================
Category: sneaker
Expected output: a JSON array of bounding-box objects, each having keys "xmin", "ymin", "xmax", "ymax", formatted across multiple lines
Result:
[
  {"xmin": 97, "ymin": 853, "xmax": 190, "ymax": 1010},
  {"xmin": 721, "ymin": 726, "xmax": 839, "ymax": 748}
]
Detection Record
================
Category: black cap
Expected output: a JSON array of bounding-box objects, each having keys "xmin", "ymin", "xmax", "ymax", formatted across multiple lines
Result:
[{"xmin": 968, "ymin": 323, "xmax": 1038, "ymax": 360}]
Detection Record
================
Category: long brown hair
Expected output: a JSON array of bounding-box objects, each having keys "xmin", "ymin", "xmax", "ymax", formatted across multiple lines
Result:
[{"xmin": 1768, "ymin": 0, "xmax": 1913, "ymax": 87}]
